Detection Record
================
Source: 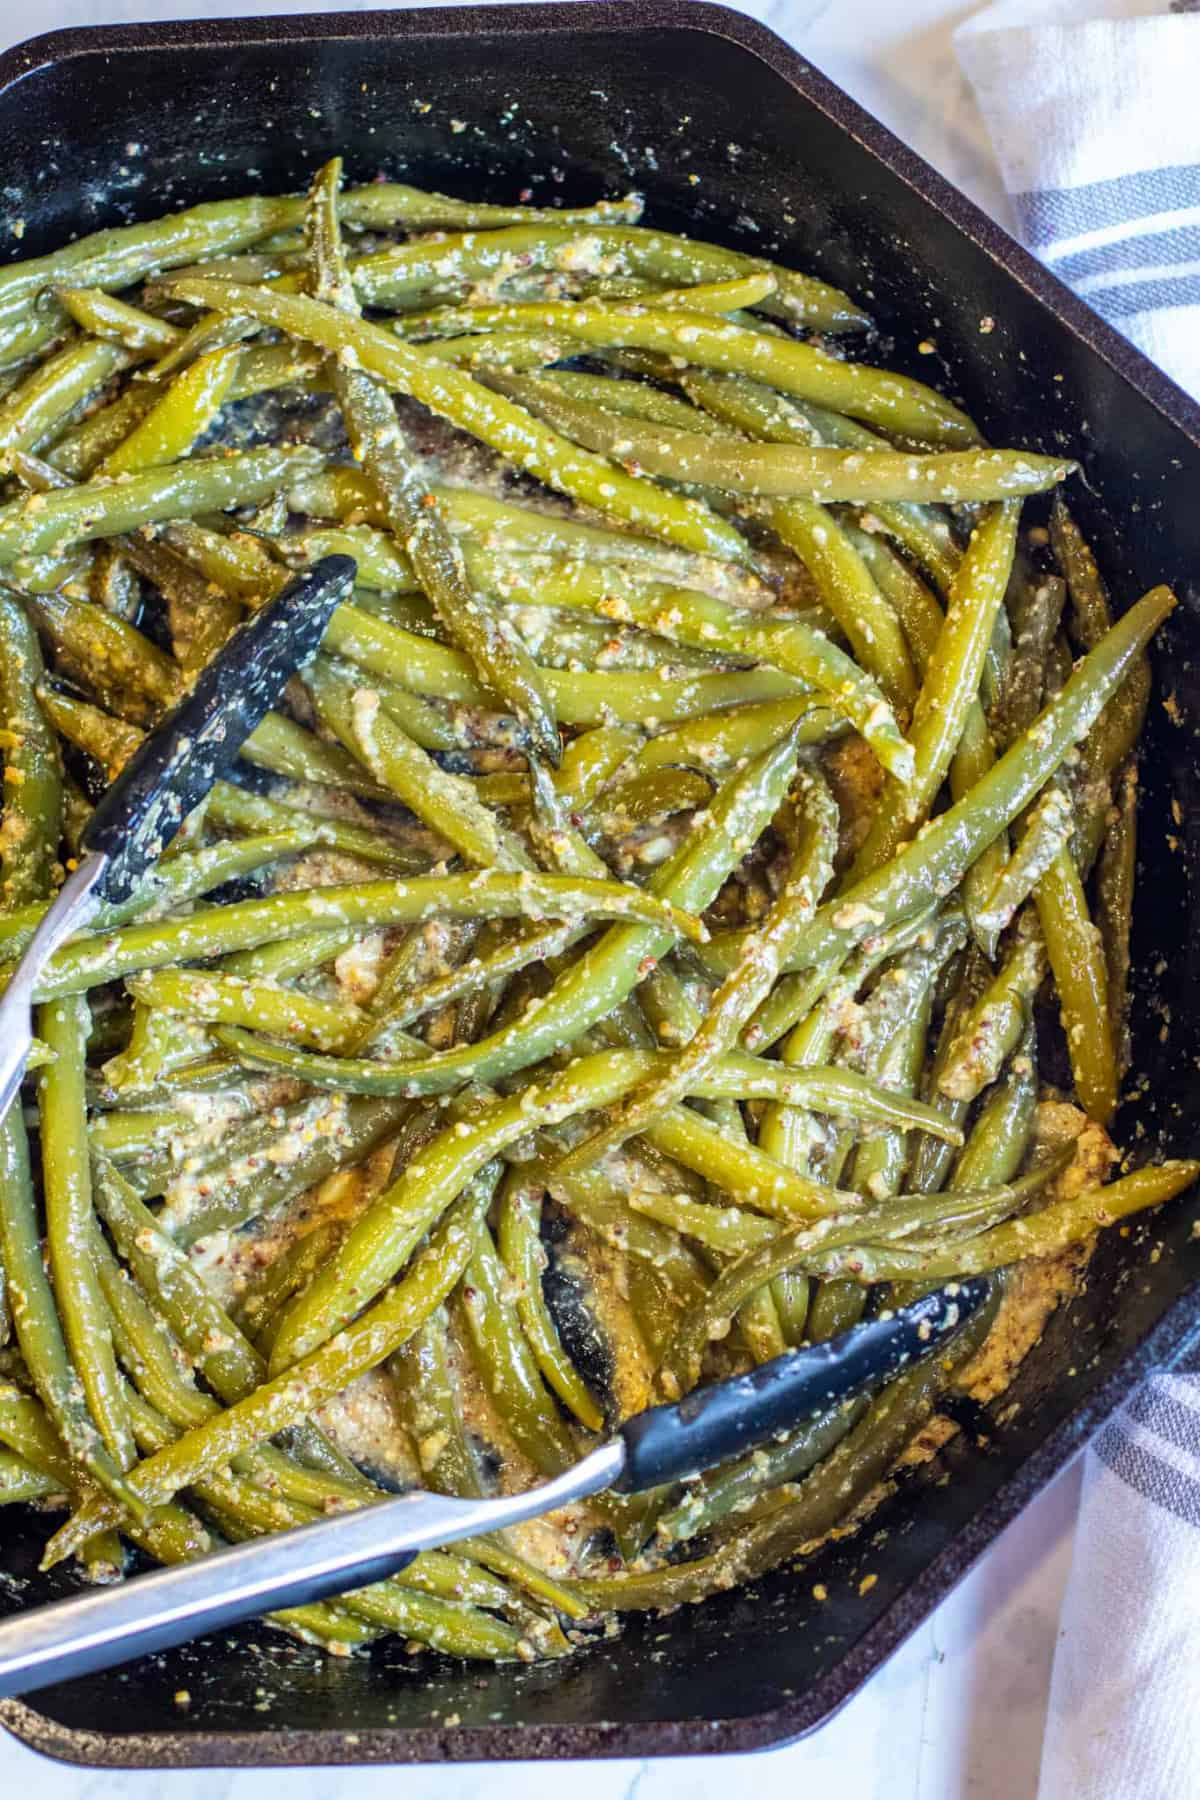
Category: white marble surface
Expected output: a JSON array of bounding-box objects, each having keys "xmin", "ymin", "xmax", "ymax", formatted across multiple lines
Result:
[{"xmin": 0, "ymin": 1, "xmax": 1082, "ymax": 1793}]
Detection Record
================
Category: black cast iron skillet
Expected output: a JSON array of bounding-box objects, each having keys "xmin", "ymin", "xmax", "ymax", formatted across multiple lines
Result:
[{"xmin": 1, "ymin": 0, "xmax": 1199, "ymax": 1769}]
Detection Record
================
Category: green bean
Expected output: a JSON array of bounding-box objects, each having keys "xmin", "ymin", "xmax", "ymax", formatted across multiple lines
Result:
[
  {"xmin": 55, "ymin": 285, "xmax": 181, "ymax": 353},
  {"xmin": 206, "ymin": 779, "xmax": 426, "ymax": 875},
  {"xmin": 0, "ymin": 338, "xmax": 133, "ymax": 454},
  {"xmin": 563, "ymin": 768, "xmax": 838, "ymax": 1171},
  {"xmin": 169, "ymin": 279, "xmax": 753, "ymax": 565},
  {"xmin": 304, "ymin": 658, "xmax": 507, "ymax": 865},
  {"xmin": 992, "ymin": 575, "xmax": 1066, "ymax": 750},
  {"xmin": 952, "ymin": 1037, "xmax": 1037, "ymax": 1192},
  {"xmin": 0, "ymin": 1379, "xmax": 75, "ymax": 1489},
  {"xmin": 0, "ymin": 1111, "xmax": 145, "ymax": 1518},
  {"xmin": 457, "ymin": 1216, "xmax": 575, "ymax": 1476},
  {"xmin": 761, "ymin": 501, "xmax": 917, "ymax": 714},
  {"xmin": 632, "ymin": 698, "xmax": 840, "ymax": 781},
  {"xmin": 580, "ymin": 767, "xmax": 714, "ymax": 838},
  {"xmin": 88, "ymin": 1107, "xmax": 193, "ymax": 1159},
  {"xmin": 239, "ymin": 1221, "xmax": 345, "ymax": 1350},
  {"xmin": 487, "ymin": 369, "xmax": 1068, "ymax": 504},
  {"xmin": 1050, "ymin": 500, "xmax": 1150, "ymax": 872},
  {"xmin": 752, "ymin": 586, "xmax": 1174, "ymax": 982},
  {"xmin": 0, "ymin": 307, "xmax": 68, "ymax": 374},
  {"xmin": 469, "ymin": 547, "xmax": 913, "ymax": 781},
  {"xmin": 45, "ymin": 385, "xmax": 161, "ymax": 479},
  {"xmin": 0, "ymin": 445, "xmax": 322, "ymax": 565},
  {"xmin": 353, "ymin": 220, "xmax": 863, "ymax": 329},
  {"xmin": 0, "ymin": 1447, "xmax": 62, "ymax": 1502},
  {"xmin": 538, "ymin": 368, "xmax": 730, "ymax": 433},
  {"xmin": 163, "ymin": 1094, "xmax": 408, "ymax": 1248},
  {"xmin": 682, "ymin": 371, "xmax": 963, "ymax": 595},
  {"xmin": 100, "ymin": 345, "xmax": 242, "ymax": 477},
  {"xmin": 33, "ymin": 685, "xmax": 139, "ymax": 778},
  {"xmin": 973, "ymin": 784, "xmax": 1073, "ymax": 951},
  {"xmin": 656, "ymin": 1400, "xmax": 862, "ymax": 1545},
  {"xmin": 816, "ymin": 1160, "xmax": 1199, "ymax": 1286},
  {"xmin": 0, "ymin": 593, "xmax": 62, "ymax": 908},
  {"xmin": 497, "ymin": 1170, "xmax": 605, "ymax": 1432},
  {"xmin": 128, "ymin": 967, "xmax": 364, "ymax": 1054},
  {"xmin": 939, "ymin": 915, "xmax": 1043, "ymax": 1103},
  {"xmin": 1096, "ymin": 762, "xmax": 1137, "ymax": 1077},
  {"xmin": 390, "ymin": 1304, "xmax": 483, "ymax": 1498},
  {"xmin": 38, "ymin": 992, "xmax": 135, "ymax": 1469},
  {"xmin": 851, "ymin": 503, "xmax": 1020, "ymax": 877},
  {"xmin": 25, "ymin": 589, "xmax": 181, "ymax": 723},
  {"xmin": 306, "ymin": 160, "xmax": 560, "ymax": 761},
  {"xmin": 1036, "ymin": 845, "xmax": 1118, "ymax": 1123},
  {"xmin": 23, "ymin": 868, "xmax": 701, "ymax": 1007},
  {"xmin": 48, "ymin": 1176, "xmax": 493, "ymax": 1560},
  {"xmin": 240, "ymin": 708, "xmax": 391, "ymax": 799},
  {"xmin": 397, "ymin": 292, "xmax": 976, "ymax": 443}
]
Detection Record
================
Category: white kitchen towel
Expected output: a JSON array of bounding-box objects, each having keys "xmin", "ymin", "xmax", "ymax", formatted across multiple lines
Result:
[
  {"xmin": 956, "ymin": 0, "xmax": 1200, "ymax": 400},
  {"xmin": 1035, "ymin": 1371, "xmax": 1200, "ymax": 1799},
  {"xmin": 956, "ymin": 7, "xmax": 1200, "ymax": 1796}
]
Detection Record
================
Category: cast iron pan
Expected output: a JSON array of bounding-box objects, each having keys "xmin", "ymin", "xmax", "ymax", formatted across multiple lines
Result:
[{"xmin": 1, "ymin": 0, "xmax": 1199, "ymax": 1768}]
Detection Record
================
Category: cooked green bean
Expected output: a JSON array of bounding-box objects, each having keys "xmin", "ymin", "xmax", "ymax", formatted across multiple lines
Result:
[
  {"xmin": 974, "ymin": 784, "xmax": 1073, "ymax": 951},
  {"xmin": 353, "ymin": 220, "xmax": 862, "ymax": 330},
  {"xmin": 497, "ymin": 1171, "xmax": 605, "ymax": 1432},
  {"xmin": 100, "ymin": 345, "xmax": 243, "ymax": 477},
  {"xmin": 457, "ymin": 1215, "xmax": 576, "ymax": 1476},
  {"xmin": 38, "ymin": 993, "xmax": 136, "ymax": 1469},
  {"xmin": 0, "ymin": 593, "xmax": 62, "ymax": 908},
  {"xmin": 307, "ymin": 159, "xmax": 561, "ymax": 761},
  {"xmin": 851, "ymin": 502, "xmax": 1020, "ymax": 877},
  {"xmin": 0, "ymin": 445, "xmax": 322, "ymax": 565},
  {"xmin": 56, "ymin": 285, "xmax": 181, "ymax": 353},
  {"xmin": 468, "ymin": 545, "xmax": 913, "ymax": 780},
  {"xmin": 1036, "ymin": 845, "xmax": 1118, "ymax": 1124},
  {"xmin": 0, "ymin": 338, "xmax": 133, "ymax": 454},
  {"xmin": 489, "ymin": 370, "xmax": 1068, "ymax": 503},
  {"xmin": 48, "ymin": 1177, "xmax": 493, "ymax": 1560},
  {"xmin": 169, "ymin": 278, "xmax": 754, "ymax": 565},
  {"xmin": 305, "ymin": 657, "xmax": 509, "ymax": 865},
  {"xmin": 0, "ymin": 1112, "xmax": 145, "ymax": 1518},
  {"xmin": 395, "ymin": 295, "xmax": 977, "ymax": 444}
]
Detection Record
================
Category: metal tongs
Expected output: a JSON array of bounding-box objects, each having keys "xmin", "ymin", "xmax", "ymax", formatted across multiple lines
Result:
[
  {"xmin": 0, "ymin": 554, "xmax": 988, "ymax": 1694},
  {"xmin": 0, "ymin": 1279, "xmax": 987, "ymax": 1696},
  {"xmin": 0, "ymin": 554, "xmax": 359, "ymax": 1122}
]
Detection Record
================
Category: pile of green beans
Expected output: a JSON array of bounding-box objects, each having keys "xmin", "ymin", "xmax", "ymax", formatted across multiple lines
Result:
[{"xmin": 0, "ymin": 161, "xmax": 1192, "ymax": 1664}]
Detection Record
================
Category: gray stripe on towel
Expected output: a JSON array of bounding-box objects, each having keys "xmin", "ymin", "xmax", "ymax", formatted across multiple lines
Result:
[
  {"xmin": 1056, "ymin": 221, "xmax": 1200, "ymax": 284},
  {"xmin": 1095, "ymin": 1421, "xmax": 1200, "ymax": 1528},
  {"xmin": 1085, "ymin": 273, "xmax": 1200, "ymax": 320},
  {"xmin": 1015, "ymin": 163, "xmax": 1200, "ymax": 248},
  {"xmin": 1125, "ymin": 1383, "xmax": 1200, "ymax": 1474}
]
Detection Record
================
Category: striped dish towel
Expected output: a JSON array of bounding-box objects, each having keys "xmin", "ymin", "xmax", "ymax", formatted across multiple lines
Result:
[
  {"xmin": 956, "ymin": 0, "xmax": 1200, "ymax": 401},
  {"xmin": 956, "ymin": 8, "xmax": 1200, "ymax": 1793}
]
